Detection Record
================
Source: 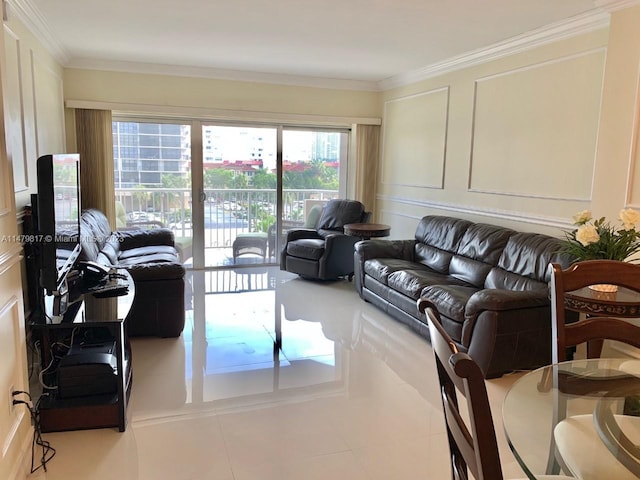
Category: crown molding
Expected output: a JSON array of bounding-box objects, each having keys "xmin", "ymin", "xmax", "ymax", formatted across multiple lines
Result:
[
  {"xmin": 65, "ymin": 58, "xmax": 381, "ymax": 92},
  {"xmin": 595, "ymin": 0, "xmax": 640, "ymax": 11},
  {"xmin": 378, "ymin": 9, "xmax": 611, "ymax": 91},
  {"xmin": 7, "ymin": 0, "xmax": 70, "ymax": 64}
]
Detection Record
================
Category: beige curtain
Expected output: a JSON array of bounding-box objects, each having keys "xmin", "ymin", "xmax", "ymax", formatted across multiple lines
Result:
[
  {"xmin": 354, "ymin": 124, "xmax": 380, "ymax": 219},
  {"xmin": 75, "ymin": 109, "xmax": 115, "ymax": 229}
]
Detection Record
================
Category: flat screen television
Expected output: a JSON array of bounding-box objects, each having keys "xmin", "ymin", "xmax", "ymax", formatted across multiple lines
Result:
[{"xmin": 35, "ymin": 153, "xmax": 82, "ymax": 296}]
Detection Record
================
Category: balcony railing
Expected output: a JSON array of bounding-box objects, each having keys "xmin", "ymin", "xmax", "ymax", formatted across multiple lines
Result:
[{"xmin": 115, "ymin": 188, "xmax": 338, "ymax": 264}]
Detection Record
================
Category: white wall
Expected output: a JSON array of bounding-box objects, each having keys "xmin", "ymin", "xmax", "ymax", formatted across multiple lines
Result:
[
  {"xmin": 3, "ymin": 10, "xmax": 65, "ymax": 211},
  {"xmin": 2, "ymin": 4, "xmax": 640, "ymax": 477},
  {"xmin": 377, "ymin": 5, "xmax": 640, "ymax": 240},
  {"xmin": 1, "ymin": 3, "xmax": 66, "ymax": 477},
  {"xmin": 62, "ymin": 68, "xmax": 381, "ymax": 122}
]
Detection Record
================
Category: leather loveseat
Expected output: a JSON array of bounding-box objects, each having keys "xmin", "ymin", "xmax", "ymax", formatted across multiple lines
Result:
[
  {"xmin": 79, "ymin": 208, "xmax": 186, "ymax": 338},
  {"xmin": 354, "ymin": 215, "xmax": 572, "ymax": 378}
]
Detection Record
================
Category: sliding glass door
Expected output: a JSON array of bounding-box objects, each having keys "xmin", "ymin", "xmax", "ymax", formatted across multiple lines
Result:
[
  {"xmin": 198, "ymin": 124, "xmax": 278, "ymax": 268},
  {"xmin": 112, "ymin": 120, "xmax": 194, "ymax": 264},
  {"xmin": 113, "ymin": 119, "xmax": 349, "ymax": 269},
  {"xmin": 277, "ymin": 128, "xmax": 348, "ymax": 251}
]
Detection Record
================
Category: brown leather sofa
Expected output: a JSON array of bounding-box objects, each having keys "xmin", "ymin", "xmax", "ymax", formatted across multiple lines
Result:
[
  {"xmin": 354, "ymin": 215, "xmax": 573, "ymax": 378},
  {"xmin": 79, "ymin": 208, "xmax": 186, "ymax": 338}
]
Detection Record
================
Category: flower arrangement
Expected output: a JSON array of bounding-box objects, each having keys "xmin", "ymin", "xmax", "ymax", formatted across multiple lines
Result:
[{"xmin": 561, "ymin": 208, "xmax": 640, "ymax": 262}]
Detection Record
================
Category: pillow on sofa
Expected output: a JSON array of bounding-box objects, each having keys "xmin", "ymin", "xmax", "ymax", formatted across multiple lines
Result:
[{"xmin": 316, "ymin": 199, "xmax": 364, "ymax": 231}]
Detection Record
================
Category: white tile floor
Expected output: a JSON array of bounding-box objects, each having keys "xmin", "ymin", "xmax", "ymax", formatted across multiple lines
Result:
[{"xmin": 32, "ymin": 266, "xmax": 529, "ymax": 480}]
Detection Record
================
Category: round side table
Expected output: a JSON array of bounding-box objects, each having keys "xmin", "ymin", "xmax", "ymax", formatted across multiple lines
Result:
[{"xmin": 344, "ymin": 223, "xmax": 391, "ymax": 240}]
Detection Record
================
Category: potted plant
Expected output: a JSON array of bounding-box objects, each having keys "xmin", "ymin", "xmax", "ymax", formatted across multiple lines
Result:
[{"xmin": 561, "ymin": 208, "xmax": 640, "ymax": 291}]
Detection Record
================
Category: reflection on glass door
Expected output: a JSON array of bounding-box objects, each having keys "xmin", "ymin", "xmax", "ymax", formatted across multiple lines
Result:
[{"xmin": 112, "ymin": 121, "xmax": 350, "ymax": 270}]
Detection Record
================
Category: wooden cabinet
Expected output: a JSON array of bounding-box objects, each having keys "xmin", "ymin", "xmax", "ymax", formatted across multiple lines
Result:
[{"xmin": 32, "ymin": 270, "xmax": 134, "ymax": 432}]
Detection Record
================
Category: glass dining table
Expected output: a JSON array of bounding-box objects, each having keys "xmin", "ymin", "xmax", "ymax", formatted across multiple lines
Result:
[{"xmin": 503, "ymin": 358, "xmax": 640, "ymax": 479}]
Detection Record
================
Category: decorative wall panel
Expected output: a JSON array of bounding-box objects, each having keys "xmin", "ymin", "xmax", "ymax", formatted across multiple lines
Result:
[
  {"xmin": 0, "ymin": 295, "xmax": 26, "ymax": 460},
  {"xmin": 469, "ymin": 50, "xmax": 605, "ymax": 200},
  {"xmin": 2, "ymin": 27, "xmax": 27, "ymax": 193},
  {"xmin": 381, "ymin": 87, "xmax": 449, "ymax": 189},
  {"xmin": 628, "ymin": 70, "xmax": 640, "ymax": 207},
  {"xmin": 32, "ymin": 52, "xmax": 65, "ymax": 155}
]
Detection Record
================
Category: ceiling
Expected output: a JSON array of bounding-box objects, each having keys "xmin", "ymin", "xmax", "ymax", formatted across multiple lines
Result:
[{"xmin": 14, "ymin": 0, "xmax": 623, "ymax": 89}]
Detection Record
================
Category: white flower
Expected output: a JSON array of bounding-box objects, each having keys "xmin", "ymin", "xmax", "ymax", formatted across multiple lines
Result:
[
  {"xmin": 619, "ymin": 208, "xmax": 640, "ymax": 230},
  {"xmin": 575, "ymin": 224, "xmax": 600, "ymax": 246},
  {"xmin": 572, "ymin": 210, "xmax": 592, "ymax": 225}
]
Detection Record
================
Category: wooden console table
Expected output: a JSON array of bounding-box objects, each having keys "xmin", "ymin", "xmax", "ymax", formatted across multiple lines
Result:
[{"xmin": 32, "ymin": 269, "xmax": 134, "ymax": 432}]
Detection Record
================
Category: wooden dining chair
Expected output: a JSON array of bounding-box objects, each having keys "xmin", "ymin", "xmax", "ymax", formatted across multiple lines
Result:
[
  {"xmin": 548, "ymin": 260, "xmax": 640, "ymax": 480},
  {"xmin": 549, "ymin": 260, "xmax": 640, "ymax": 363},
  {"xmin": 418, "ymin": 298, "xmax": 573, "ymax": 480}
]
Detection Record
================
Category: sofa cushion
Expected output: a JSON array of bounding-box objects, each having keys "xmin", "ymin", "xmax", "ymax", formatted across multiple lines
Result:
[
  {"xmin": 364, "ymin": 258, "xmax": 422, "ymax": 285},
  {"xmin": 116, "ymin": 228, "xmax": 175, "ymax": 250},
  {"xmin": 497, "ymin": 232, "xmax": 566, "ymax": 284},
  {"xmin": 415, "ymin": 216, "xmax": 472, "ymax": 252},
  {"xmin": 456, "ymin": 223, "xmax": 515, "ymax": 265},
  {"xmin": 414, "ymin": 244, "xmax": 454, "ymax": 274},
  {"xmin": 446, "ymin": 223, "xmax": 515, "ymax": 286},
  {"xmin": 118, "ymin": 245, "xmax": 181, "ymax": 265},
  {"xmin": 388, "ymin": 269, "xmax": 467, "ymax": 300},
  {"xmin": 286, "ymin": 238, "xmax": 326, "ymax": 260},
  {"xmin": 449, "ymin": 256, "xmax": 493, "ymax": 288},
  {"xmin": 485, "ymin": 268, "xmax": 548, "ymax": 292},
  {"xmin": 421, "ymin": 284, "xmax": 480, "ymax": 323},
  {"xmin": 316, "ymin": 199, "xmax": 364, "ymax": 231}
]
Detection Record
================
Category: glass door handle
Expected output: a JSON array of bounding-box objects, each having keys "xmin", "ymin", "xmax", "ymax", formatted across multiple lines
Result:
[{"xmin": 198, "ymin": 190, "xmax": 207, "ymax": 203}]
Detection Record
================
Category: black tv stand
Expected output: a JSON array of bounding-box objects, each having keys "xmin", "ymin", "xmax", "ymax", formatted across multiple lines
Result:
[{"xmin": 31, "ymin": 268, "xmax": 135, "ymax": 432}]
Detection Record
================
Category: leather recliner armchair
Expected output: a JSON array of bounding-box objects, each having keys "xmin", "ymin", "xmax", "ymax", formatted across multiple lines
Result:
[{"xmin": 280, "ymin": 199, "xmax": 370, "ymax": 280}]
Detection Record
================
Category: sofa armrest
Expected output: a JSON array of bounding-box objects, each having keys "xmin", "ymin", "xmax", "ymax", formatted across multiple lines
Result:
[
  {"xmin": 354, "ymin": 239, "xmax": 415, "ymax": 261},
  {"xmin": 465, "ymin": 289, "xmax": 550, "ymax": 318},
  {"xmin": 122, "ymin": 261, "xmax": 185, "ymax": 282},
  {"xmin": 354, "ymin": 239, "xmax": 415, "ymax": 296},
  {"xmin": 320, "ymin": 233, "xmax": 362, "ymax": 278},
  {"xmin": 115, "ymin": 228, "xmax": 175, "ymax": 250}
]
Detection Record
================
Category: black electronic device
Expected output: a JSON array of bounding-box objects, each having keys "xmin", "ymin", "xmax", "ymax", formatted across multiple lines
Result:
[
  {"xmin": 90, "ymin": 280, "xmax": 130, "ymax": 298},
  {"xmin": 35, "ymin": 154, "xmax": 82, "ymax": 296},
  {"xmin": 77, "ymin": 260, "xmax": 110, "ymax": 286},
  {"xmin": 56, "ymin": 341, "xmax": 118, "ymax": 399}
]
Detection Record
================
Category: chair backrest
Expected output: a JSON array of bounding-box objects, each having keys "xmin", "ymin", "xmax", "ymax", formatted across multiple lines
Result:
[
  {"xmin": 549, "ymin": 260, "xmax": 640, "ymax": 363},
  {"xmin": 419, "ymin": 299, "xmax": 504, "ymax": 480},
  {"xmin": 315, "ymin": 199, "xmax": 366, "ymax": 232}
]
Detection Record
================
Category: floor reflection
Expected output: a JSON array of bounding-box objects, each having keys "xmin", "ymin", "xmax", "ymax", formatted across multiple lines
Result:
[
  {"xmin": 172, "ymin": 268, "xmax": 349, "ymax": 414},
  {"xmin": 40, "ymin": 265, "xmax": 524, "ymax": 480},
  {"xmin": 133, "ymin": 266, "xmax": 442, "ymax": 418}
]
